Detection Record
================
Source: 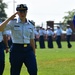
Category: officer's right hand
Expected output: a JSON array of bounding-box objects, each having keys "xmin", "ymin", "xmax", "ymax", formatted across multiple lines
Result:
[{"xmin": 9, "ymin": 12, "xmax": 18, "ymax": 20}]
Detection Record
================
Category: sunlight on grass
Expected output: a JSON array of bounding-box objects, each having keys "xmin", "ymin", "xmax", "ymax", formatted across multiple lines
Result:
[{"xmin": 3, "ymin": 41, "xmax": 75, "ymax": 75}]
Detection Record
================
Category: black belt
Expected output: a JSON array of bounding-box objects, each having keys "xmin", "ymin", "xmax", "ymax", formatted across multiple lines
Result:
[
  {"xmin": 13, "ymin": 43, "xmax": 30, "ymax": 47},
  {"xmin": 57, "ymin": 35, "xmax": 61, "ymax": 37},
  {"xmin": 0, "ymin": 41, "xmax": 3, "ymax": 44}
]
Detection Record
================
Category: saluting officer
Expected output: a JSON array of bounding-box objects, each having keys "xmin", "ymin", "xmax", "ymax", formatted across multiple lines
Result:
[
  {"xmin": 0, "ymin": 4, "xmax": 37, "ymax": 75},
  {"xmin": 54, "ymin": 25, "xmax": 62, "ymax": 48},
  {"xmin": 66, "ymin": 25, "xmax": 72, "ymax": 48}
]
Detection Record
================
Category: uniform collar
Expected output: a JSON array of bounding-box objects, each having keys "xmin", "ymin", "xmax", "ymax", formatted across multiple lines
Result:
[
  {"xmin": 16, "ymin": 17, "xmax": 21, "ymax": 23},
  {"xmin": 16, "ymin": 17, "xmax": 30, "ymax": 24}
]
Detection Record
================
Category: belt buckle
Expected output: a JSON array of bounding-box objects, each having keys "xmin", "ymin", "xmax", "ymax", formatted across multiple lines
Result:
[{"xmin": 24, "ymin": 44, "xmax": 27, "ymax": 47}]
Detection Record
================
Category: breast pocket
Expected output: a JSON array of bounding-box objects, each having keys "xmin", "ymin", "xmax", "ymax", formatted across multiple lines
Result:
[
  {"xmin": 25, "ymin": 28, "xmax": 33, "ymax": 37},
  {"xmin": 28, "ymin": 28, "xmax": 33, "ymax": 32},
  {"xmin": 13, "ymin": 27, "xmax": 22, "ymax": 37}
]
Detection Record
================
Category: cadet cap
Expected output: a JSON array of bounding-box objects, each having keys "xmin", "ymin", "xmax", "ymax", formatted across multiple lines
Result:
[
  {"xmin": 57, "ymin": 25, "xmax": 60, "ymax": 27},
  {"xmin": 16, "ymin": 4, "xmax": 28, "ymax": 11},
  {"xmin": 47, "ymin": 26, "xmax": 50, "ymax": 29}
]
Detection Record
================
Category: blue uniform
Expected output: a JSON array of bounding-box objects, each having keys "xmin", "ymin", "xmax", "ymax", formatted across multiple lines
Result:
[
  {"xmin": 4, "ymin": 18, "xmax": 37, "ymax": 75},
  {"xmin": 46, "ymin": 28, "xmax": 54, "ymax": 48},
  {"xmin": 66, "ymin": 26, "xmax": 72, "ymax": 48},
  {"xmin": 0, "ymin": 32, "xmax": 5, "ymax": 75},
  {"xmin": 55, "ymin": 27, "xmax": 62, "ymax": 48},
  {"xmin": 39, "ymin": 28, "xmax": 46, "ymax": 48}
]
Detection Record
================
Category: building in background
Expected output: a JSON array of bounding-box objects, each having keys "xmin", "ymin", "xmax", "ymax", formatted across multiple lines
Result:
[{"xmin": 46, "ymin": 20, "xmax": 75, "ymax": 41}]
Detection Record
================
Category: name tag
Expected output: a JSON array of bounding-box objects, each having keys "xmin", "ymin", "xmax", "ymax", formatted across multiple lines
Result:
[
  {"xmin": 14, "ymin": 25, "xmax": 20, "ymax": 27},
  {"xmin": 14, "ymin": 27, "xmax": 21, "ymax": 30}
]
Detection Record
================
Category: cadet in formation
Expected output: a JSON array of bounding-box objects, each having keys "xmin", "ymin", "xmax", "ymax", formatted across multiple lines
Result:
[
  {"xmin": 66, "ymin": 25, "xmax": 72, "ymax": 48},
  {"xmin": 39, "ymin": 27, "xmax": 46, "ymax": 48},
  {"xmin": 46, "ymin": 27, "xmax": 54, "ymax": 48},
  {"xmin": 54, "ymin": 25, "xmax": 62, "ymax": 48}
]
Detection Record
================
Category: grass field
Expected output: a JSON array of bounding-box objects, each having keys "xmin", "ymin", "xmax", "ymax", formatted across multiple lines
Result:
[{"xmin": 3, "ymin": 41, "xmax": 75, "ymax": 75}]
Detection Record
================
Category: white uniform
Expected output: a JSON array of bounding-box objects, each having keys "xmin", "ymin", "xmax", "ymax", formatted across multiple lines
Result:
[{"xmin": 4, "ymin": 18, "xmax": 35, "ymax": 44}]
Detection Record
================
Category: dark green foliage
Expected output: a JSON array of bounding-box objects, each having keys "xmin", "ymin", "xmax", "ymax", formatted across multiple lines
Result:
[{"xmin": 0, "ymin": 0, "xmax": 7, "ymax": 21}]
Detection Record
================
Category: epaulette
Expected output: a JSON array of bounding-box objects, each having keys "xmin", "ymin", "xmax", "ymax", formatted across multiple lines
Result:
[{"xmin": 28, "ymin": 20, "xmax": 35, "ymax": 26}]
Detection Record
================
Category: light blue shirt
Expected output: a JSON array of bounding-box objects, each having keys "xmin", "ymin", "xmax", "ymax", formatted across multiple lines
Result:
[
  {"xmin": 0, "ymin": 22, "xmax": 5, "ymax": 42},
  {"xmin": 66, "ymin": 28, "xmax": 72, "ymax": 35},
  {"xmin": 0, "ymin": 32, "xmax": 3, "ymax": 42},
  {"xmin": 4, "ymin": 18, "xmax": 35, "ymax": 44},
  {"xmin": 39, "ymin": 29, "xmax": 46, "ymax": 36},
  {"xmin": 55, "ymin": 28, "xmax": 62, "ymax": 36},
  {"xmin": 46, "ymin": 29, "xmax": 54, "ymax": 36},
  {"xmin": 3, "ymin": 30, "xmax": 11, "ymax": 36},
  {"xmin": 34, "ymin": 29, "xmax": 39, "ymax": 36}
]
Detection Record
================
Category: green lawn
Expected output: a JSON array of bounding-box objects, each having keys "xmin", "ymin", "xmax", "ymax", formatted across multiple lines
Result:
[{"xmin": 3, "ymin": 41, "xmax": 75, "ymax": 75}]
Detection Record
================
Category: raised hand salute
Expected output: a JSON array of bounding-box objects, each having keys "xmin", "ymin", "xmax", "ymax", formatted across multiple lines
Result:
[{"xmin": 0, "ymin": 12, "xmax": 18, "ymax": 31}]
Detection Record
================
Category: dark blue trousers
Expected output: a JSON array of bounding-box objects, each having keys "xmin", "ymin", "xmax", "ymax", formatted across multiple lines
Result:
[
  {"xmin": 47, "ymin": 36, "xmax": 53, "ymax": 48},
  {"xmin": 10, "ymin": 44, "xmax": 37, "ymax": 75},
  {"xmin": 0, "ymin": 41, "xmax": 5, "ymax": 75},
  {"xmin": 66, "ymin": 35, "xmax": 72, "ymax": 48},
  {"xmin": 39, "ymin": 36, "xmax": 45, "ymax": 48},
  {"xmin": 56, "ymin": 36, "xmax": 62, "ymax": 48}
]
